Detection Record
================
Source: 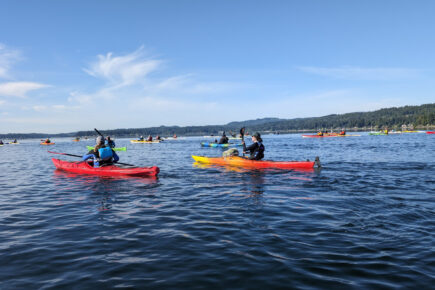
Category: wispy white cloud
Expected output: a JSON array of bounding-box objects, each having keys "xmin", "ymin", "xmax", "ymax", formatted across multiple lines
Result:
[
  {"xmin": 83, "ymin": 46, "xmax": 161, "ymax": 87},
  {"xmin": 298, "ymin": 66, "xmax": 420, "ymax": 80},
  {"xmin": 0, "ymin": 82, "xmax": 50, "ymax": 98},
  {"xmin": 32, "ymin": 104, "xmax": 78, "ymax": 112},
  {"xmin": 0, "ymin": 43, "xmax": 21, "ymax": 79},
  {"xmin": 70, "ymin": 47, "xmax": 246, "ymax": 108}
]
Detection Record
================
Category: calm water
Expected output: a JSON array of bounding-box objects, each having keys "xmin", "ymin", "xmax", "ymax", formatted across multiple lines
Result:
[{"xmin": 0, "ymin": 133, "xmax": 434, "ymax": 288}]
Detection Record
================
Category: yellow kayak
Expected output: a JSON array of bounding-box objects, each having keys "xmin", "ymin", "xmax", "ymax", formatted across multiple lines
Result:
[{"xmin": 130, "ymin": 140, "xmax": 161, "ymax": 144}]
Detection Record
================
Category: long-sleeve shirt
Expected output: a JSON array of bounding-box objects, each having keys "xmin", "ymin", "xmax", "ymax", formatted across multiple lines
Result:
[{"xmin": 243, "ymin": 141, "xmax": 265, "ymax": 160}]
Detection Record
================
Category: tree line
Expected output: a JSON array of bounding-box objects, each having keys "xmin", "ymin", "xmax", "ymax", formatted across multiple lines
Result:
[{"xmin": 1, "ymin": 103, "xmax": 434, "ymax": 139}]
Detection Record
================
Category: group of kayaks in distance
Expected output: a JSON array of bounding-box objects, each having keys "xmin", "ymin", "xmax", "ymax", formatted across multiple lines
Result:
[
  {"xmin": 3, "ymin": 128, "xmax": 433, "ymax": 178},
  {"xmin": 0, "ymin": 139, "xmax": 19, "ymax": 145},
  {"xmin": 302, "ymin": 129, "xmax": 431, "ymax": 138}
]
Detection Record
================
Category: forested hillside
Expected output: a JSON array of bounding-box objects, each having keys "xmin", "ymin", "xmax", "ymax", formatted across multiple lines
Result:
[{"xmin": 1, "ymin": 103, "xmax": 434, "ymax": 138}]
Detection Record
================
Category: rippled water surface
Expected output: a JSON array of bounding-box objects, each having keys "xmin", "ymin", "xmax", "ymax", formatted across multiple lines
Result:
[{"xmin": 1, "ymin": 133, "xmax": 434, "ymax": 288}]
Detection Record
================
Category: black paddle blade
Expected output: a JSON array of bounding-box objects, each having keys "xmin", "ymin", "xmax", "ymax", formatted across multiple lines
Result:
[
  {"xmin": 240, "ymin": 127, "xmax": 245, "ymax": 136},
  {"xmin": 94, "ymin": 128, "xmax": 103, "ymax": 137}
]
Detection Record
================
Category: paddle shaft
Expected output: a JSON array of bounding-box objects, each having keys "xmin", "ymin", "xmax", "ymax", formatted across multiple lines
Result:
[
  {"xmin": 240, "ymin": 127, "xmax": 245, "ymax": 157},
  {"xmin": 48, "ymin": 151, "xmax": 135, "ymax": 166}
]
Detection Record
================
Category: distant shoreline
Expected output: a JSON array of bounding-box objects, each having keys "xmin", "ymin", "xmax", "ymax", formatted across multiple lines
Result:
[{"xmin": 1, "ymin": 103, "xmax": 434, "ymax": 138}]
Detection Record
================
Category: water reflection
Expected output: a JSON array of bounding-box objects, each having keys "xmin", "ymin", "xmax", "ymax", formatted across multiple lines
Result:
[{"xmin": 52, "ymin": 170, "xmax": 159, "ymax": 211}]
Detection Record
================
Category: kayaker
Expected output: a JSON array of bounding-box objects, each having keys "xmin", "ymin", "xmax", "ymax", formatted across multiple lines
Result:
[
  {"xmin": 0, "ymin": 140, "xmax": 3, "ymax": 145},
  {"xmin": 139, "ymin": 136, "xmax": 144, "ymax": 141},
  {"xmin": 45, "ymin": 138, "xmax": 51, "ymax": 144},
  {"xmin": 13, "ymin": 139, "xmax": 17, "ymax": 143},
  {"xmin": 173, "ymin": 134, "xmax": 177, "ymax": 138},
  {"xmin": 218, "ymin": 132, "xmax": 229, "ymax": 144},
  {"xmin": 147, "ymin": 135, "xmax": 153, "ymax": 141},
  {"xmin": 106, "ymin": 136, "xmax": 116, "ymax": 148},
  {"xmin": 317, "ymin": 131, "xmax": 323, "ymax": 136},
  {"xmin": 242, "ymin": 132, "xmax": 265, "ymax": 160},
  {"xmin": 83, "ymin": 136, "xmax": 119, "ymax": 167},
  {"xmin": 156, "ymin": 135, "xmax": 162, "ymax": 141},
  {"xmin": 339, "ymin": 129, "xmax": 346, "ymax": 136}
]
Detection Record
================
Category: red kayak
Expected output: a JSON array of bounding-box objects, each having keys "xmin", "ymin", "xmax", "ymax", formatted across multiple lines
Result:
[
  {"xmin": 427, "ymin": 131, "xmax": 435, "ymax": 134},
  {"xmin": 52, "ymin": 158, "xmax": 159, "ymax": 177}
]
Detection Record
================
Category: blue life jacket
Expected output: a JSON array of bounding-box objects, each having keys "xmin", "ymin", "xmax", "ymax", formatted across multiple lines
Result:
[{"xmin": 98, "ymin": 146, "xmax": 113, "ymax": 161}]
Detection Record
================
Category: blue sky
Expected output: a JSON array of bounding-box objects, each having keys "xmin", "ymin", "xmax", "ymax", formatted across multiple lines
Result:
[{"xmin": 0, "ymin": 0, "xmax": 434, "ymax": 133}]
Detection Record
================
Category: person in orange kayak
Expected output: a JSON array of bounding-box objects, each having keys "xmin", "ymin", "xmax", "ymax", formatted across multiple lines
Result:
[
  {"xmin": 45, "ymin": 138, "xmax": 51, "ymax": 143},
  {"xmin": 83, "ymin": 136, "xmax": 119, "ymax": 167},
  {"xmin": 218, "ymin": 132, "xmax": 229, "ymax": 144},
  {"xmin": 242, "ymin": 132, "xmax": 265, "ymax": 160}
]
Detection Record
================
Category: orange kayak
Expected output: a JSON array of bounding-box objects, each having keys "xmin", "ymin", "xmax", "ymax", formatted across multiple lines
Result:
[
  {"xmin": 41, "ymin": 142, "xmax": 55, "ymax": 145},
  {"xmin": 192, "ymin": 155, "xmax": 319, "ymax": 169}
]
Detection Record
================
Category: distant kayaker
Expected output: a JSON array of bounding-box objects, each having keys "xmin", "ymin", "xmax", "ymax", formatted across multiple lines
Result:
[
  {"xmin": 139, "ymin": 136, "xmax": 144, "ymax": 141},
  {"xmin": 242, "ymin": 132, "xmax": 265, "ymax": 160},
  {"xmin": 45, "ymin": 138, "xmax": 51, "ymax": 144},
  {"xmin": 218, "ymin": 132, "xmax": 229, "ymax": 144},
  {"xmin": 147, "ymin": 135, "xmax": 153, "ymax": 141},
  {"xmin": 173, "ymin": 134, "xmax": 177, "ymax": 138},
  {"xmin": 83, "ymin": 136, "xmax": 119, "ymax": 167},
  {"xmin": 156, "ymin": 135, "xmax": 162, "ymax": 141},
  {"xmin": 339, "ymin": 130, "xmax": 346, "ymax": 136},
  {"xmin": 0, "ymin": 140, "xmax": 3, "ymax": 145},
  {"xmin": 317, "ymin": 131, "xmax": 323, "ymax": 136},
  {"xmin": 13, "ymin": 139, "xmax": 18, "ymax": 143},
  {"xmin": 106, "ymin": 136, "xmax": 115, "ymax": 148}
]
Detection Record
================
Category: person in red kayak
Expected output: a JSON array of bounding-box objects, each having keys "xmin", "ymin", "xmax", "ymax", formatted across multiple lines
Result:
[
  {"xmin": 242, "ymin": 132, "xmax": 265, "ymax": 160},
  {"xmin": 339, "ymin": 129, "xmax": 346, "ymax": 136},
  {"xmin": 82, "ymin": 136, "xmax": 119, "ymax": 167},
  {"xmin": 317, "ymin": 130, "xmax": 323, "ymax": 136}
]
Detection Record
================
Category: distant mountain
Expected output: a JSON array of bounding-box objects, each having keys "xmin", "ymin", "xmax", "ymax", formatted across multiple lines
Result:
[{"xmin": 1, "ymin": 103, "xmax": 434, "ymax": 139}]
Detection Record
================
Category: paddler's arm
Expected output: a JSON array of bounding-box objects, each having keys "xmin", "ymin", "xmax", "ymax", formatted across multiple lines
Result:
[
  {"xmin": 82, "ymin": 153, "xmax": 95, "ymax": 161},
  {"xmin": 242, "ymin": 141, "xmax": 256, "ymax": 154}
]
